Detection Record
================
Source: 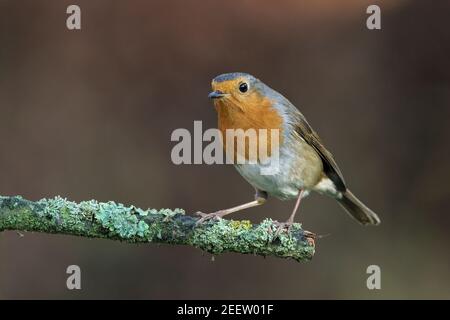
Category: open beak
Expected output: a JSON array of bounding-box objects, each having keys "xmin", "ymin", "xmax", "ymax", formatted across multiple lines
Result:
[{"xmin": 208, "ymin": 90, "xmax": 225, "ymax": 99}]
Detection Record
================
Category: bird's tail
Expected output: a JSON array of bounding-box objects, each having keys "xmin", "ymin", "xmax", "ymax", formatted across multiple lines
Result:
[{"xmin": 337, "ymin": 190, "xmax": 380, "ymax": 226}]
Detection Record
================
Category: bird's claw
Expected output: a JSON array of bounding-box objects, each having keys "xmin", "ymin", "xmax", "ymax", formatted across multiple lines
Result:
[
  {"xmin": 270, "ymin": 221, "xmax": 316, "ymax": 246},
  {"xmin": 195, "ymin": 211, "xmax": 226, "ymax": 225},
  {"xmin": 272, "ymin": 221, "xmax": 294, "ymax": 238}
]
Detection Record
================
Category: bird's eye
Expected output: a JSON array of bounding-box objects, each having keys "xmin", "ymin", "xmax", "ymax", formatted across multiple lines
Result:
[{"xmin": 239, "ymin": 82, "xmax": 248, "ymax": 93}]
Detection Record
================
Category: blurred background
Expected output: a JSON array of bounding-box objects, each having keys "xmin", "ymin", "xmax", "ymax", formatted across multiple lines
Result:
[{"xmin": 0, "ymin": 0, "xmax": 449, "ymax": 299}]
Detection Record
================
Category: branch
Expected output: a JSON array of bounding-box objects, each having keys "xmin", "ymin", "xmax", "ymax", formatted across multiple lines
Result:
[{"xmin": 0, "ymin": 195, "xmax": 315, "ymax": 262}]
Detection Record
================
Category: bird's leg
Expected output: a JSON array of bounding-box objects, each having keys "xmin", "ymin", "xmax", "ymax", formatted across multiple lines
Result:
[
  {"xmin": 196, "ymin": 190, "xmax": 267, "ymax": 225},
  {"xmin": 287, "ymin": 189, "xmax": 304, "ymax": 224},
  {"xmin": 274, "ymin": 189, "xmax": 304, "ymax": 235}
]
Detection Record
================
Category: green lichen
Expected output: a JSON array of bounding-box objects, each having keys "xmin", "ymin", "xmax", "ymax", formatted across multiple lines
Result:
[
  {"xmin": 188, "ymin": 218, "xmax": 313, "ymax": 261},
  {"xmin": 0, "ymin": 195, "xmax": 314, "ymax": 262},
  {"xmin": 95, "ymin": 201, "xmax": 146, "ymax": 238},
  {"xmin": 229, "ymin": 220, "xmax": 252, "ymax": 230}
]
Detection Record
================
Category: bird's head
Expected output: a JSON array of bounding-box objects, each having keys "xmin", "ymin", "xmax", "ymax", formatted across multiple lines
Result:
[{"xmin": 209, "ymin": 73, "xmax": 267, "ymax": 112}]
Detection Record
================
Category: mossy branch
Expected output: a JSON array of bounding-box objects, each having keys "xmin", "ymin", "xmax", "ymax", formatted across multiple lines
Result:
[{"xmin": 0, "ymin": 195, "xmax": 315, "ymax": 262}]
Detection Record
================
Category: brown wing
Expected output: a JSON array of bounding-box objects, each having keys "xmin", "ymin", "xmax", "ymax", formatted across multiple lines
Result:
[{"xmin": 292, "ymin": 110, "xmax": 347, "ymax": 192}]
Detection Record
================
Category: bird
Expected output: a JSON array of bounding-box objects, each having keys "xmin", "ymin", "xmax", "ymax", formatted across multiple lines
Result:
[{"xmin": 196, "ymin": 72, "xmax": 380, "ymax": 231}]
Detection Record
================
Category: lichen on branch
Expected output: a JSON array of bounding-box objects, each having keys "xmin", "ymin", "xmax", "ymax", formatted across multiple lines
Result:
[{"xmin": 0, "ymin": 195, "xmax": 315, "ymax": 262}]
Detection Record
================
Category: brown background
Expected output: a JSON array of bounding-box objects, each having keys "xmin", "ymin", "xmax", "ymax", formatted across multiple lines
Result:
[{"xmin": 0, "ymin": 0, "xmax": 449, "ymax": 299}]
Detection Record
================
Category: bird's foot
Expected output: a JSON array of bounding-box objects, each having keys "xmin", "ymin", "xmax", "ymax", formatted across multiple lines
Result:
[
  {"xmin": 271, "ymin": 221, "xmax": 316, "ymax": 246},
  {"xmin": 272, "ymin": 220, "xmax": 295, "ymax": 238},
  {"xmin": 195, "ymin": 210, "xmax": 227, "ymax": 225}
]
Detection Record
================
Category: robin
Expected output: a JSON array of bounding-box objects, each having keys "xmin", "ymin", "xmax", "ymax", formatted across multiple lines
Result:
[{"xmin": 197, "ymin": 72, "xmax": 380, "ymax": 230}]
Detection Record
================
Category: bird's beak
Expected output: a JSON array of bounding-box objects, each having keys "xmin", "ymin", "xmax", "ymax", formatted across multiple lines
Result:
[{"xmin": 208, "ymin": 90, "xmax": 225, "ymax": 99}]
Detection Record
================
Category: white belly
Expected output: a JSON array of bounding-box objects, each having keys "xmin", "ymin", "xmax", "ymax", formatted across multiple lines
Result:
[
  {"xmin": 233, "ymin": 136, "xmax": 326, "ymax": 199},
  {"xmin": 236, "ymin": 166, "xmax": 302, "ymax": 200},
  {"xmin": 234, "ymin": 149, "xmax": 308, "ymax": 200}
]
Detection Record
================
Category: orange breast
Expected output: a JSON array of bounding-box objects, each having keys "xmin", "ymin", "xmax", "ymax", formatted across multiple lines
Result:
[{"xmin": 215, "ymin": 95, "xmax": 284, "ymax": 163}]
